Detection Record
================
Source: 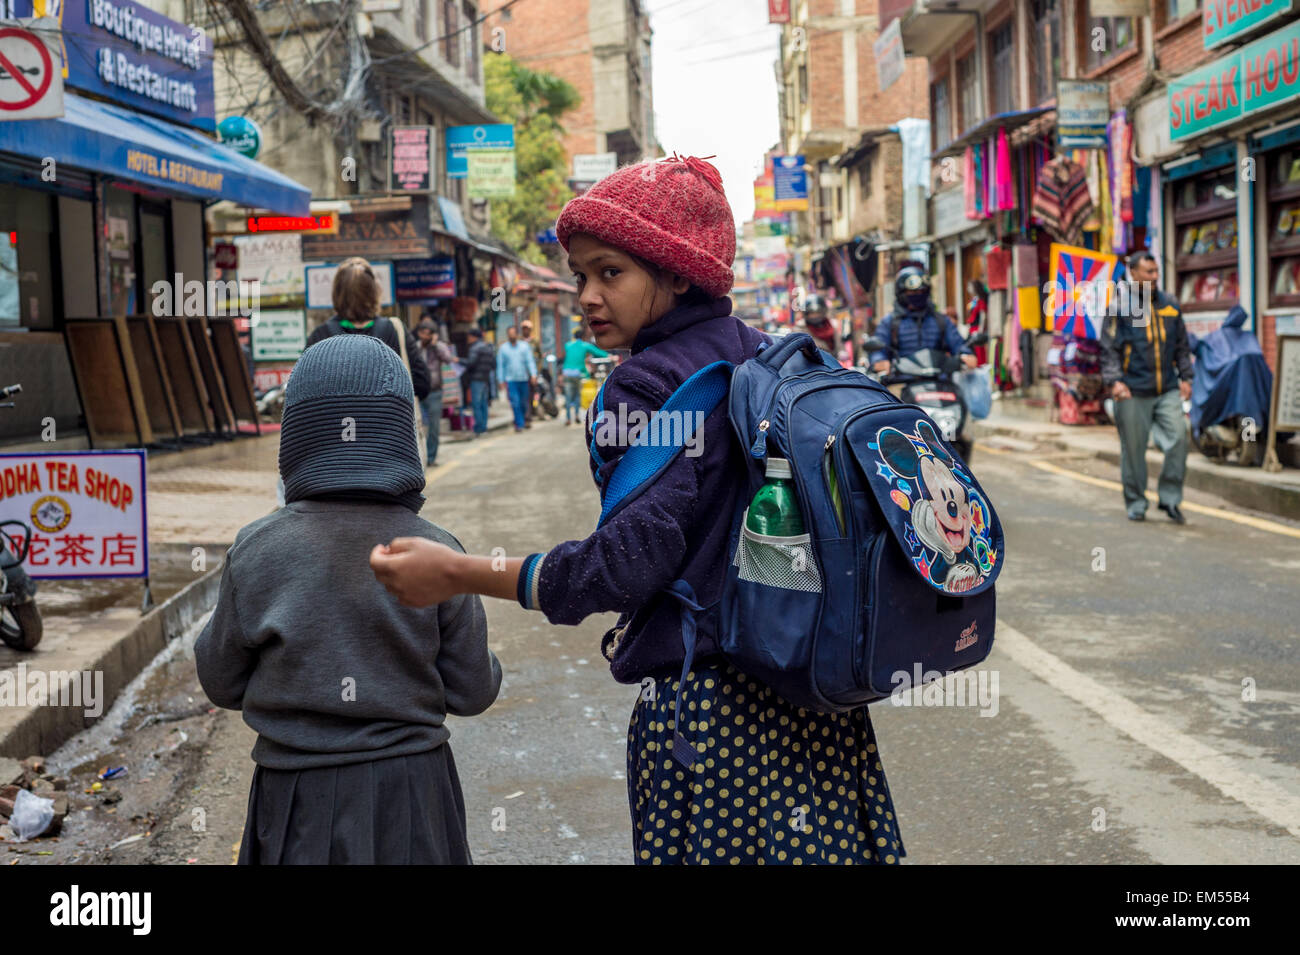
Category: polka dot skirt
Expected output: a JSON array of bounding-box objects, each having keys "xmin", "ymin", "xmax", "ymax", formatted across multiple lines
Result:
[{"xmin": 627, "ymin": 663, "xmax": 906, "ymax": 865}]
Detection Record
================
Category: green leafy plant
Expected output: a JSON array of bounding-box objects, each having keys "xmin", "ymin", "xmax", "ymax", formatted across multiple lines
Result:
[{"xmin": 484, "ymin": 54, "xmax": 579, "ymax": 265}]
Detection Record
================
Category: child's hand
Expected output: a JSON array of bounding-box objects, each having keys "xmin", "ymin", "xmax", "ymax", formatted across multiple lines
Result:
[{"xmin": 370, "ymin": 538, "xmax": 463, "ymax": 606}]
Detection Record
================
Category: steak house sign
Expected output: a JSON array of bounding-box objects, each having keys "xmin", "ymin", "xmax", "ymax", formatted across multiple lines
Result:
[
  {"xmin": 300, "ymin": 197, "xmax": 431, "ymax": 259},
  {"xmin": 1169, "ymin": 17, "xmax": 1300, "ymax": 141}
]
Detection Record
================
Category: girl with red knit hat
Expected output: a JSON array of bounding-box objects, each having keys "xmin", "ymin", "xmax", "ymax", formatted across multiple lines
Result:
[{"xmin": 371, "ymin": 154, "xmax": 906, "ymax": 865}]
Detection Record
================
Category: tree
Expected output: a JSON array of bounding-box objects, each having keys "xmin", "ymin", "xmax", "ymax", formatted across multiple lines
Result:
[{"xmin": 484, "ymin": 54, "xmax": 579, "ymax": 265}]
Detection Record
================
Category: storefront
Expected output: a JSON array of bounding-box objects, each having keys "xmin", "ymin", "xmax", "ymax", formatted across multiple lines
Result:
[
  {"xmin": 0, "ymin": 0, "xmax": 310, "ymax": 447},
  {"xmin": 1137, "ymin": 13, "xmax": 1300, "ymax": 360}
]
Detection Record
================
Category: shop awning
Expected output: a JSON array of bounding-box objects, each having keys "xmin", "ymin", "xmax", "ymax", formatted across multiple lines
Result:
[
  {"xmin": 929, "ymin": 107, "xmax": 1054, "ymax": 162},
  {"xmin": 1, "ymin": 92, "xmax": 310, "ymax": 215}
]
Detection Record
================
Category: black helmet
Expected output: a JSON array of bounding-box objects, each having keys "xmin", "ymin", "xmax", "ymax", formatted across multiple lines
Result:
[{"xmin": 895, "ymin": 265, "xmax": 931, "ymax": 311}]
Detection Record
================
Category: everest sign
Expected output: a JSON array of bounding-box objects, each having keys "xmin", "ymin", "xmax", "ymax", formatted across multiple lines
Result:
[
  {"xmin": 1170, "ymin": 18, "xmax": 1300, "ymax": 140},
  {"xmin": 0, "ymin": 451, "xmax": 147, "ymax": 579},
  {"xmin": 1204, "ymin": 0, "xmax": 1293, "ymax": 49}
]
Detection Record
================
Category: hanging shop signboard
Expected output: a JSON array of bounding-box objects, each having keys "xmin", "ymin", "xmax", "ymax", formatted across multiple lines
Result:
[
  {"xmin": 572, "ymin": 152, "xmax": 617, "ymax": 181},
  {"xmin": 1057, "ymin": 79, "xmax": 1111, "ymax": 148},
  {"xmin": 467, "ymin": 149, "xmax": 516, "ymax": 198},
  {"xmin": 251, "ymin": 309, "xmax": 306, "ymax": 361},
  {"xmin": 234, "ymin": 232, "xmax": 304, "ymax": 305},
  {"xmin": 1204, "ymin": 0, "xmax": 1293, "ymax": 50},
  {"xmin": 54, "ymin": 0, "xmax": 217, "ymax": 131},
  {"xmin": 874, "ymin": 18, "xmax": 904, "ymax": 94},
  {"xmin": 0, "ymin": 451, "xmax": 146, "ymax": 579},
  {"xmin": 1170, "ymin": 17, "xmax": 1300, "ymax": 141},
  {"xmin": 304, "ymin": 262, "xmax": 394, "ymax": 309},
  {"xmin": 300, "ymin": 197, "xmax": 431, "ymax": 259},
  {"xmin": 772, "ymin": 154, "xmax": 809, "ymax": 211},
  {"xmin": 389, "ymin": 125, "xmax": 436, "ymax": 193},
  {"xmin": 394, "ymin": 255, "xmax": 455, "ymax": 302},
  {"xmin": 446, "ymin": 124, "xmax": 514, "ymax": 179}
]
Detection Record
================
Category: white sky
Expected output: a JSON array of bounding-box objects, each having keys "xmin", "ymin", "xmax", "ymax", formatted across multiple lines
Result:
[{"xmin": 646, "ymin": 0, "xmax": 782, "ymax": 225}]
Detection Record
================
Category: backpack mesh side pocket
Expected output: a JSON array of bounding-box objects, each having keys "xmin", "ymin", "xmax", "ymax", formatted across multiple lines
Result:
[{"xmin": 732, "ymin": 511, "xmax": 823, "ymax": 593}]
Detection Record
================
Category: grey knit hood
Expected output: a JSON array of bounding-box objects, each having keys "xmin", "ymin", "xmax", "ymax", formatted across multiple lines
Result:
[{"xmin": 279, "ymin": 334, "xmax": 425, "ymax": 512}]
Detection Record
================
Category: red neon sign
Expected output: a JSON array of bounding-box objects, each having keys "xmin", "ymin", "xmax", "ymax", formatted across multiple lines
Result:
[{"xmin": 246, "ymin": 213, "xmax": 337, "ymax": 233}]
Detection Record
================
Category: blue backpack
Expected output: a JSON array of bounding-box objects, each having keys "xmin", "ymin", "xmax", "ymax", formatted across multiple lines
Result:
[{"xmin": 593, "ymin": 332, "xmax": 1004, "ymax": 767}]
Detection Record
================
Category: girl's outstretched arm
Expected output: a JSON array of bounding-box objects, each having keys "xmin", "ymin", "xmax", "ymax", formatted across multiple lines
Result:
[{"xmin": 370, "ymin": 538, "xmax": 523, "ymax": 606}]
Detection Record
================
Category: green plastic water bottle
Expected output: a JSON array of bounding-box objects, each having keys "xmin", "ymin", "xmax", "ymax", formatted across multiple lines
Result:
[{"xmin": 746, "ymin": 457, "xmax": 805, "ymax": 536}]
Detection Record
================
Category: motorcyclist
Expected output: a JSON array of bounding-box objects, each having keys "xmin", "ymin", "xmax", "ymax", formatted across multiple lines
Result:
[{"xmin": 870, "ymin": 265, "xmax": 978, "ymax": 372}]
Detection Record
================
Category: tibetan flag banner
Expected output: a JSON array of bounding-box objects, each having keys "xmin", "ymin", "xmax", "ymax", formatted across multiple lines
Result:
[{"xmin": 1046, "ymin": 244, "xmax": 1118, "ymax": 340}]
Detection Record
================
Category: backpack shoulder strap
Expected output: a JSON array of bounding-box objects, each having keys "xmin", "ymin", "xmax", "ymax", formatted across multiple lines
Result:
[{"xmin": 596, "ymin": 360, "xmax": 733, "ymax": 527}]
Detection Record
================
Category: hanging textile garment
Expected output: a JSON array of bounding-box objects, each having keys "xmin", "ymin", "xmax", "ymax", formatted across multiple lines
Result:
[
  {"xmin": 1110, "ymin": 111, "xmax": 1134, "ymax": 254},
  {"xmin": 987, "ymin": 136, "xmax": 999, "ymax": 214},
  {"xmin": 997, "ymin": 128, "xmax": 1014, "ymax": 212},
  {"xmin": 1097, "ymin": 149, "xmax": 1113, "ymax": 254},
  {"xmin": 1030, "ymin": 155, "xmax": 1094, "ymax": 245},
  {"xmin": 964, "ymin": 146, "xmax": 977, "ymax": 220},
  {"xmin": 1006, "ymin": 289, "xmax": 1024, "ymax": 386},
  {"xmin": 973, "ymin": 145, "xmax": 987, "ymax": 218}
]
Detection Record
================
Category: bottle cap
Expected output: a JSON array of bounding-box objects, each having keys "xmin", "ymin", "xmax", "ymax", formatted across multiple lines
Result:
[{"xmin": 764, "ymin": 457, "xmax": 792, "ymax": 479}]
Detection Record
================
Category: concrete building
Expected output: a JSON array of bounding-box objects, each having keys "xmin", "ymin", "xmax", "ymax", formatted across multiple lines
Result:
[
  {"xmin": 484, "ymin": 0, "xmax": 657, "ymax": 175},
  {"xmin": 774, "ymin": 0, "xmax": 930, "ymax": 349}
]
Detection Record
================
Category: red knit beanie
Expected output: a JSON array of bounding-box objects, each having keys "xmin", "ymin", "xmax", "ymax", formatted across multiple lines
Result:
[{"xmin": 556, "ymin": 153, "xmax": 736, "ymax": 298}]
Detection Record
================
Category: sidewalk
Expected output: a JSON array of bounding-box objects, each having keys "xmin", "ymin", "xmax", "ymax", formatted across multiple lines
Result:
[
  {"xmin": 973, "ymin": 397, "xmax": 1300, "ymax": 522},
  {"xmin": 0, "ymin": 404, "xmax": 516, "ymax": 759}
]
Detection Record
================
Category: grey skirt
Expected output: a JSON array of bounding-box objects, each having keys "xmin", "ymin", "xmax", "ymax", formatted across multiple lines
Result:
[{"xmin": 238, "ymin": 745, "xmax": 472, "ymax": 865}]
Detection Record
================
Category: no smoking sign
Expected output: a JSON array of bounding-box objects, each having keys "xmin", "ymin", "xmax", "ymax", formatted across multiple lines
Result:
[{"xmin": 0, "ymin": 17, "xmax": 63, "ymax": 121}]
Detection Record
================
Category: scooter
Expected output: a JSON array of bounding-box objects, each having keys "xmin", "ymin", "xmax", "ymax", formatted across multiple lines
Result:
[
  {"xmin": 0, "ymin": 384, "xmax": 42, "ymax": 651},
  {"xmin": 862, "ymin": 333, "xmax": 988, "ymax": 463}
]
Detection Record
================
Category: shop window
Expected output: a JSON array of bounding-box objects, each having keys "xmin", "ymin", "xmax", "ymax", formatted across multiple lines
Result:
[
  {"xmin": 1166, "ymin": 0, "xmax": 1198, "ymax": 22},
  {"xmin": 1170, "ymin": 168, "xmax": 1238, "ymax": 312},
  {"xmin": 416, "ymin": 0, "xmax": 428, "ymax": 42},
  {"xmin": 1032, "ymin": 0, "xmax": 1061, "ymax": 104},
  {"xmin": 1085, "ymin": 15, "xmax": 1135, "ymax": 71},
  {"xmin": 105, "ymin": 186, "xmax": 138, "ymax": 318},
  {"xmin": 139, "ymin": 202, "xmax": 170, "ymax": 316},
  {"xmin": 0, "ymin": 185, "xmax": 56, "ymax": 330},
  {"xmin": 957, "ymin": 53, "xmax": 981, "ymax": 132},
  {"xmin": 443, "ymin": 1, "xmax": 460, "ymax": 66},
  {"xmin": 859, "ymin": 154, "xmax": 873, "ymax": 199},
  {"xmin": 990, "ymin": 21, "xmax": 1015, "ymax": 115},
  {"xmin": 932, "ymin": 78, "xmax": 952, "ymax": 151},
  {"xmin": 464, "ymin": 2, "xmax": 479, "ymax": 79},
  {"xmin": 1265, "ymin": 148, "xmax": 1300, "ymax": 307}
]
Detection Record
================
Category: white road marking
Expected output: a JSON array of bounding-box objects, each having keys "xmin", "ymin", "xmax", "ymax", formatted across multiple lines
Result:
[{"xmin": 996, "ymin": 622, "xmax": 1300, "ymax": 839}]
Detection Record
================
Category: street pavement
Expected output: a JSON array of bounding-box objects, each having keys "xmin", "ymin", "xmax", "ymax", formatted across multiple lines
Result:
[{"xmin": 13, "ymin": 410, "xmax": 1300, "ymax": 864}]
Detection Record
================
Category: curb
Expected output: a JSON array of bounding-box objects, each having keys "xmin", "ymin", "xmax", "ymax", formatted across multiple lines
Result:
[
  {"xmin": 0, "ymin": 565, "xmax": 223, "ymax": 759},
  {"xmin": 972, "ymin": 420, "xmax": 1300, "ymax": 522}
]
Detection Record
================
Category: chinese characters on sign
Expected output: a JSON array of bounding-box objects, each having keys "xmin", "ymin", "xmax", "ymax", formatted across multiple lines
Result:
[{"xmin": 0, "ymin": 451, "xmax": 147, "ymax": 579}]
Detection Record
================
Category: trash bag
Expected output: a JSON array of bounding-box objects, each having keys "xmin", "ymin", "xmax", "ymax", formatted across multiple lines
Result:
[
  {"xmin": 10, "ymin": 788, "xmax": 55, "ymax": 842},
  {"xmin": 957, "ymin": 366, "xmax": 993, "ymax": 420}
]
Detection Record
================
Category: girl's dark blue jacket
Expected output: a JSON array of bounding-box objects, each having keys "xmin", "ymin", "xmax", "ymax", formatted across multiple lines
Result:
[{"xmin": 518, "ymin": 298, "xmax": 769, "ymax": 684}]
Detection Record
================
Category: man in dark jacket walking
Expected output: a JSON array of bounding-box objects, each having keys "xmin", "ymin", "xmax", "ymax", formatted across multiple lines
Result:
[
  {"xmin": 1100, "ymin": 251, "xmax": 1194, "ymax": 523},
  {"xmin": 462, "ymin": 327, "xmax": 496, "ymax": 435}
]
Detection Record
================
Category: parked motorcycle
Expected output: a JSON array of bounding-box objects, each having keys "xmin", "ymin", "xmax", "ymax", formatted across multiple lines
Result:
[
  {"xmin": 0, "ymin": 384, "xmax": 42, "ymax": 651},
  {"xmin": 1187, "ymin": 306, "xmax": 1275, "ymax": 467},
  {"xmin": 534, "ymin": 357, "xmax": 560, "ymax": 419},
  {"xmin": 862, "ymin": 333, "xmax": 989, "ymax": 463}
]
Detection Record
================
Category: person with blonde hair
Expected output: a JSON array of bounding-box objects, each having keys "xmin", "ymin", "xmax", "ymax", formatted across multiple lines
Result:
[{"xmin": 305, "ymin": 256, "xmax": 431, "ymax": 401}]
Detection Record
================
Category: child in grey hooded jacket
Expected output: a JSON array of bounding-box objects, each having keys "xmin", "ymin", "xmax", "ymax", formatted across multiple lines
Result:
[{"xmin": 196, "ymin": 334, "xmax": 500, "ymax": 865}]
